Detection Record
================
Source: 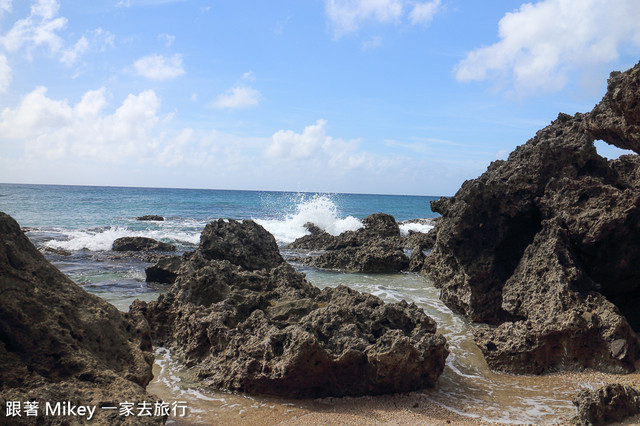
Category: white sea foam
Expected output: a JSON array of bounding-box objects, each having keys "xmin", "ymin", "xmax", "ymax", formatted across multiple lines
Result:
[
  {"xmin": 43, "ymin": 226, "xmax": 200, "ymax": 251},
  {"xmin": 399, "ymin": 221, "xmax": 434, "ymax": 236},
  {"xmin": 255, "ymin": 194, "xmax": 363, "ymax": 244}
]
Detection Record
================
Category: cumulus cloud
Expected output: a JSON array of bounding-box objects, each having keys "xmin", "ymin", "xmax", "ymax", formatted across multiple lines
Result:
[
  {"xmin": 409, "ymin": 0, "xmax": 441, "ymax": 25},
  {"xmin": 325, "ymin": 0, "xmax": 441, "ymax": 37},
  {"xmin": 455, "ymin": 0, "xmax": 640, "ymax": 95},
  {"xmin": 0, "ymin": 0, "xmax": 66, "ymax": 55},
  {"xmin": 266, "ymin": 119, "xmax": 369, "ymax": 171},
  {"xmin": 0, "ymin": 86, "xmax": 165, "ymax": 161},
  {"xmin": 133, "ymin": 53, "xmax": 185, "ymax": 80},
  {"xmin": 0, "ymin": 0, "xmax": 108, "ymax": 66},
  {"xmin": 0, "ymin": 54, "xmax": 10, "ymax": 92},
  {"xmin": 210, "ymin": 85, "xmax": 260, "ymax": 109}
]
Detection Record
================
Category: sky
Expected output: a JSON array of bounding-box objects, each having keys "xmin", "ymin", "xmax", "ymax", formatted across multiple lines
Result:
[{"xmin": 0, "ymin": 0, "xmax": 639, "ymax": 196}]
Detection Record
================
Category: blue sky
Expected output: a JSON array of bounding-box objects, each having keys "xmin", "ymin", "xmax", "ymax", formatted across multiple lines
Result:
[{"xmin": 0, "ymin": 0, "xmax": 638, "ymax": 195}]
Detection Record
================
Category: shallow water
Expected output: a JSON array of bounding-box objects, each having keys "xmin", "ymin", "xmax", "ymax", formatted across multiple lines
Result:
[{"xmin": 141, "ymin": 268, "xmax": 600, "ymax": 425}]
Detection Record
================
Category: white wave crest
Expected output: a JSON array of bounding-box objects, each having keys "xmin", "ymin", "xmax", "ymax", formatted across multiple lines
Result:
[
  {"xmin": 43, "ymin": 226, "xmax": 200, "ymax": 251},
  {"xmin": 399, "ymin": 221, "xmax": 434, "ymax": 237},
  {"xmin": 255, "ymin": 194, "xmax": 362, "ymax": 244}
]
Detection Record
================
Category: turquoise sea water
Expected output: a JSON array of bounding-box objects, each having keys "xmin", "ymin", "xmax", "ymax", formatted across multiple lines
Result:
[
  {"xmin": 0, "ymin": 182, "xmax": 439, "ymax": 311},
  {"xmin": 0, "ymin": 183, "xmax": 439, "ymax": 229}
]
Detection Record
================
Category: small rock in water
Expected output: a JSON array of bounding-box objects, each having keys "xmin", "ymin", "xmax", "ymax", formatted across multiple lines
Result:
[
  {"xmin": 112, "ymin": 236, "xmax": 175, "ymax": 252},
  {"xmin": 137, "ymin": 215, "xmax": 164, "ymax": 221}
]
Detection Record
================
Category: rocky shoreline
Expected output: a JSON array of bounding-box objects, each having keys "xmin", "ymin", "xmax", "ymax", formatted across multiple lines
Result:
[{"xmin": 3, "ymin": 61, "xmax": 640, "ymax": 425}]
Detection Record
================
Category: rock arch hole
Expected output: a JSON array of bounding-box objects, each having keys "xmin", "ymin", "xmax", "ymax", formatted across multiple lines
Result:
[{"xmin": 594, "ymin": 140, "xmax": 636, "ymax": 160}]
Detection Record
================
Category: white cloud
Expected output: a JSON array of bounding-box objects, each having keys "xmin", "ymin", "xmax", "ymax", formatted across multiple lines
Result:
[
  {"xmin": 0, "ymin": 54, "xmax": 10, "ymax": 92},
  {"xmin": 0, "ymin": 0, "xmax": 67, "ymax": 55},
  {"xmin": 0, "ymin": 0, "xmax": 11, "ymax": 16},
  {"xmin": 211, "ymin": 85, "xmax": 260, "ymax": 109},
  {"xmin": 409, "ymin": 0, "xmax": 440, "ymax": 25},
  {"xmin": 133, "ymin": 53, "xmax": 185, "ymax": 80},
  {"xmin": 0, "ymin": 0, "xmax": 105, "ymax": 66},
  {"xmin": 0, "ymin": 86, "xmax": 166, "ymax": 161},
  {"xmin": 455, "ymin": 0, "xmax": 640, "ymax": 95},
  {"xmin": 60, "ymin": 36, "xmax": 88, "ymax": 65},
  {"xmin": 325, "ymin": 0, "xmax": 441, "ymax": 37},
  {"xmin": 266, "ymin": 119, "xmax": 369, "ymax": 171},
  {"xmin": 158, "ymin": 33, "xmax": 175, "ymax": 47}
]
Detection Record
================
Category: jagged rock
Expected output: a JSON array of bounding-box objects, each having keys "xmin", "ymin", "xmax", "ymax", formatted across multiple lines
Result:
[
  {"xmin": 199, "ymin": 219, "xmax": 283, "ymax": 271},
  {"xmin": 584, "ymin": 65, "xmax": 640, "ymax": 154},
  {"xmin": 572, "ymin": 384, "xmax": 640, "ymax": 425},
  {"xmin": 406, "ymin": 226, "xmax": 437, "ymax": 273},
  {"xmin": 0, "ymin": 212, "xmax": 162, "ymax": 424},
  {"xmin": 145, "ymin": 255, "xmax": 184, "ymax": 284},
  {"xmin": 290, "ymin": 213, "xmax": 411, "ymax": 273},
  {"xmin": 132, "ymin": 219, "xmax": 448, "ymax": 398},
  {"xmin": 305, "ymin": 240, "xmax": 410, "ymax": 273},
  {"xmin": 137, "ymin": 215, "xmax": 165, "ymax": 221},
  {"xmin": 361, "ymin": 213, "xmax": 401, "ymax": 238},
  {"xmin": 112, "ymin": 237, "xmax": 175, "ymax": 252},
  {"xmin": 287, "ymin": 222, "xmax": 335, "ymax": 250},
  {"xmin": 43, "ymin": 246, "xmax": 72, "ymax": 256},
  {"xmin": 424, "ymin": 61, "xmax": 640, "ymax": 374}
]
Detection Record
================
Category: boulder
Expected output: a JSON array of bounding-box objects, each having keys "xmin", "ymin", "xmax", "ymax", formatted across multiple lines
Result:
[
  {"xmin": 145, "ymin": 255, "xmax": 184, "ymax": 284},
  {"xmin": 0, "ymin": 212, "xmax": 161, "ymax": 424},
  {"xmin": 572, "ymin": 384, "xmax": 640, "ymax": 425},
  {"xmin": 287, "ymin": 222, "xmax": 335, "ymax": 250},
  {"xmin": 198, "ymin": 219, "xmax": 283, "ymax": 271},
  {"xmin": 290, "ymin": 213, "xmax": 411, "ymax": 273},
  {"xmin": 136, "ymin": 215, "xmax": 165, "ymax": 221},
  {"xmin": 132, "ymin": 219, "xmax": 448, "ymax": 398},
  {"xmin": 424, "ymin": 61, "xmax": 640, "ymax": 374},
  {"xmin": 112, "ymin": 237, "xmax": 175, "ymax": 252},
  {"xmin": 304, "ymin": 240, "xmax": 410, "ymax": 273}
]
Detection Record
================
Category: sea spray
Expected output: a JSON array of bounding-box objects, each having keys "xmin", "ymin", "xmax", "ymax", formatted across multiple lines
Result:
[
  {"xmin": 254, "ymin": 194, "xmax": 363, "ymax": 244},
  {"xmin": 399, "ymin": 220, "xmax": 434, "ymax": 236}
]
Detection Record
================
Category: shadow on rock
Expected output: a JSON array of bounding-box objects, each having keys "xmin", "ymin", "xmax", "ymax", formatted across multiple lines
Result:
[{"xmin": 132, "ymin": 219, "xmax": 448, "ymax": 398}]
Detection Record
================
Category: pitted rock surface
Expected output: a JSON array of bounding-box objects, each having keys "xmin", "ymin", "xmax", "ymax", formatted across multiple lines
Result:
[
  {"xmin": 424, "ymin": 61, "xmax": 640, "ymax": 374},
  {"xmin": 133, "ymin": 219, "xmax": 448, "ymax": 398},
  {"xmin": 0, "ymin": 212, "xmax": 161, "ymax": 425}
]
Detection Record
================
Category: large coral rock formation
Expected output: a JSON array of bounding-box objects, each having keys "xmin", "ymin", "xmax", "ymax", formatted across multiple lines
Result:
[
  {"xmin": 133, "ymin": 219, "xmax": 448, "ymax": 398},
  {"xmin": 424, "ymin": 61, "xmax": 640, "ymax": 374},
  {"xmin": 0, "ymin": 212, "xmax": 161, "ymax": 424},
  {"xmin": 290, "ymin": 213, "xmax": 411, "ymax": 273}
]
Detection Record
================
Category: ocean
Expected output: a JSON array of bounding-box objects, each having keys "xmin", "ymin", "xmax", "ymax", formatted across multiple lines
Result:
[{"xmin": 0, "ymin": 183, "xmax": 589, "ymax": 424}]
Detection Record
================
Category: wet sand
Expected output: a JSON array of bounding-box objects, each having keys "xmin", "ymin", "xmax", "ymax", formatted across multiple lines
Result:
[{"xmin": 149, "ymin": 354, "xmax": 640, "ymax": 426}]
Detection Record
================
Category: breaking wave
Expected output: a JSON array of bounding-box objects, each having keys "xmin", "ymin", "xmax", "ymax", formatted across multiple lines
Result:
[{"xmin": 255, "ymin": 194, "xmax": 363, "ymax": 244}]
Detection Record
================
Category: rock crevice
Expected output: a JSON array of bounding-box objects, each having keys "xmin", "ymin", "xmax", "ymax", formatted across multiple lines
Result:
[
  {"xmin": 134, "ymin": 218, "xmax": 448, "ymax": 398},
  {"xmin": 424, "ymin": 61, "xmax": 640, "ymax": 374}
]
